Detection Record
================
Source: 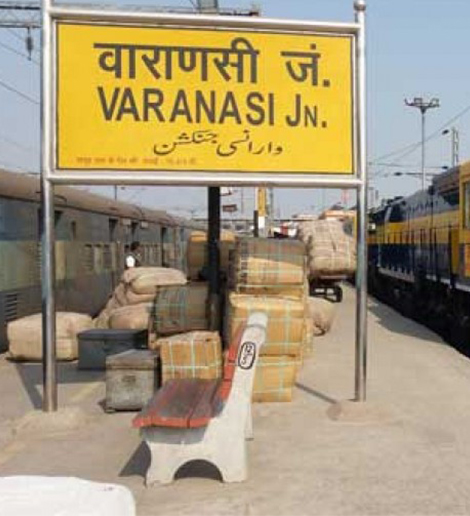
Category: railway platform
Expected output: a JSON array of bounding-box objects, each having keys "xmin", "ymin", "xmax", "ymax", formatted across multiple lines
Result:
[{"xmin": 1, "ymin": 285, "xmax": 470, "ymax": 515}]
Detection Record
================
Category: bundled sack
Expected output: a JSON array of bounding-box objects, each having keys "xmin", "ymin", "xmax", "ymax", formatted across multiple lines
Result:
[
  {"xmin": 157, "ymin": 331, "xmax": 222, "ymax": 384},
  {"xmin": 153, "ymin": 282, "xmax": 209, "ymax": 336},
  {"xmin": 307, "ymin": 219, "xmax": 356, "ymax": 278},
  {"xmin": 231, "ymin": 238, "xmax": 307, "ymax": 293},
  {"xmin": 187, "ymin": 230, "xmax": 236, "ymax": 281},
  {"xmin": 226, "ymin": 293, "xmax": 305, "ymax": 357},
  {"xmin": 93, "ymin": 311, "xmax": 110, "ymax": 329},
  {"xmin": 253, "ymin": 355, "xmax": 301, "ymax": 403},
  {"xmin": 121, "ymin": 267, "xmax": 187, "ymax": 294},
  {"xmin": 296, "ymin": 220, "xmax": 316, "ymax": 244},
  {"xmin": 108, "ymin": 303, "xmax": 153, "ymax": 331},
  {"xmin": 308, "ymin": 297, "xmax": 336, "ymax": 336},
  {"xmin": 7, "ymin": 312, "xmax": 93, "ymax": 361}
]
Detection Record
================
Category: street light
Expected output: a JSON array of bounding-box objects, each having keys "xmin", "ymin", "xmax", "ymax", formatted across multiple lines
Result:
[
  {"xmin": 442, "ymin": 127, "xmax": 459, "ymax": 168},
  {"xmin": 404, "ymin": 96, "xmax": 440, "ymax": 190}
]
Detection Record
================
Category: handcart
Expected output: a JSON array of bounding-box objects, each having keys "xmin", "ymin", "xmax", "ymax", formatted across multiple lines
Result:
[{"xmin": 309, "ymin": 275, "xmax": 345, "ymax": 303}]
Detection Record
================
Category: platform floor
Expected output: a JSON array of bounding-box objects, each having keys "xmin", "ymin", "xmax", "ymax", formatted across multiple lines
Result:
[{"xmin": 2, "ymin": 285, "xmax": 470, "ymax": 515}]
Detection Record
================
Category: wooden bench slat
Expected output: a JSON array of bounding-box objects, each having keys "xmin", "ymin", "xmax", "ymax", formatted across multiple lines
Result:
[
  {"xmin": 152, "ymin": 379, "xmax": 209, "ymax": 428},
  {"xmin": 133, "ymin": 323, "xmax": 247, "ymax": 430},
  {"xmin": 188, "ymin": 380, "xmax": 221, "ymax": 428},
  {"xmin": 133, "ymin": 379, "xmax": 220, "ymax": 429},
  {"xmin": 133, "ymin": 379, "xmax": 181, "ymax": 428}
]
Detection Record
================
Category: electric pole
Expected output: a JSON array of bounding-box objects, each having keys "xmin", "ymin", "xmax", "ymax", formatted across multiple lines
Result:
[{"xmin": 404, "ymin": 96, "xmax": 440, "ymax": 190}]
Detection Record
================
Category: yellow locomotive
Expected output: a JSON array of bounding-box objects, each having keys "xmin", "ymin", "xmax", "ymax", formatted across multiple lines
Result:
[{"xmin": 368, "ymin": 161, "xmax": 470, "ymax": 353}]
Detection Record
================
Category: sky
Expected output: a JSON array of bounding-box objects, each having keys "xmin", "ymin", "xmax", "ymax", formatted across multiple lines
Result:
[{"xmin": 1, "ymin": 0, "xmax": 470, "ymax": 218}]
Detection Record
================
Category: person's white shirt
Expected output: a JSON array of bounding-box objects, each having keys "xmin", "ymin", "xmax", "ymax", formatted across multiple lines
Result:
[{"xmin": 125, "ymin": 254, "xmax": 136, "ymax": 268}]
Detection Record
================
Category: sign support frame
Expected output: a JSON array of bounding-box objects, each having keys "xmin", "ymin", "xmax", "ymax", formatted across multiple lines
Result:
[{"xmin": 40, "ymin": 0, "xmax": 368, "ymax": 411}]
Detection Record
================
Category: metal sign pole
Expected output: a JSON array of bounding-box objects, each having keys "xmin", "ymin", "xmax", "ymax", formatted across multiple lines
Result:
[
  {"xmin": 354, "ymin": 0, "xmax": 368, "ymax": 402},
  {"xmin": 207, "ymin": 186, "xmax": 221, "ymax": 331},
  {"xmin": 44, "ymin": 8, "xmax": 364, "ymax": 410},
  {"xmin": 41, "ymin": 0, "xmax": 57, "ymax": 411}
]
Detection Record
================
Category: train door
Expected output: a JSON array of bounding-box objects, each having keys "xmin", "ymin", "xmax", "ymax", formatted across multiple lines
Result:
[
  {"xmin": 460, "ymin": 174, "xmax": 470, "ymax": 279},
  {"xmin": 161, "ymin": 226, "xmax": 169, "ymax": 267},
  {"xmin": 131, "ymin": 221, "xmax": 139, "ymax": 242}
]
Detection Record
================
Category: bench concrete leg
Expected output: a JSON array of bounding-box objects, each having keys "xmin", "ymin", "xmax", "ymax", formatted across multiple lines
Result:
[
  {"xmin": 142, "ymin": 426, "xmax": 248, "ymax": 485},
  {"xmin": 145, "ymin": 444, "xmax": 182, "ymax": 486},
  {"xmin": 217, "ymin": 438, "xmax": 247, "ymax": 483}
]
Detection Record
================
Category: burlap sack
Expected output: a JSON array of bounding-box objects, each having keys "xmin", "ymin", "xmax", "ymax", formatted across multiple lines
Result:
[
  {"xmin": 108, "ymin": 303, "xmax": 153, "ymax": 330},
  {"xmin": 7, "ymin": 312, "xmax": 93, "ymax": 361},
  {"xmin": 157, "ymin": 331, "xmax": 222, "ymax": 383},
  {"xmin": 124, "ymin": 288, "xmax": 155, "ymax": 305},
  {"xmin": 308, "ymin": 297, "xmax": 336, "ymax": 335},
  {"xmin": 127, "ymin": 267, "xmax": 187, "ymax": 295},
  {"xmin": 104, "ymin": 295, "xmax": 121, "ymax": 313},
  {"xmin": 226, "ymin": 293, "xmax": 305, "ymax": 357},
  {"xmin": 154, "ymin": 283, "xmax": 209, "ymax": 335},
  {"xmin": 253, "ymin": 355, "xmax": 301, "ymax": 402},
  {"xmin": 307, "ymin": 220, "xmax": 356, "ymax": 278},
  {"xmin": 113, "ymin": 284, "xmax": 128, "ymax": 307},
  {"xmin": 93, "ymin": 312, "xmax": 110, "ymax": 329},
  {"xmin": 232, "ymin": 238, "xmax": 306, "ymax": 289},
  {"xmin": 296, "ymin": 220, "xmax": 315, "ymax": 243}
]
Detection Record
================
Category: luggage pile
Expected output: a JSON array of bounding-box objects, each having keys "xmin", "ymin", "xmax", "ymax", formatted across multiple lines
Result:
[
  {"xmin": 7, "ymin": 312, "xmax": 93, "ymax": 361},
  {"xmin": 225, "ymin": 237, "xmax": 310, "ymax": 402},
  {"xmin": 297, "ymin": 219, "xmax": 356, "ymax": 279},
  {"xmin": 93, "ymin": 267, "xmax": 187, "ymax": 331},
  {"xmin": 93, "ymin": 266, "xmax": 217, "ymax": 383},
  {"xmin": 150, "ymin": 280, "xmax": 218, "ymax": 381}
]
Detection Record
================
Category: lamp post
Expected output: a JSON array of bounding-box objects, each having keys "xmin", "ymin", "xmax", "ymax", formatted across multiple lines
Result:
[
  {"xmin": 404, "ymin": 97, "xmax": 440, "ymax": 190},
  {"xmin": 442, "ymin": 127, "xmax": 459, "ymax": 168}
]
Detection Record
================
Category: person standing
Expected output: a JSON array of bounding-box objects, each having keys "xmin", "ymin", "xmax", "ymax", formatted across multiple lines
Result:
[{"xmin": 125, "ymin": 241, "xmax": 142, "ymax": 269}]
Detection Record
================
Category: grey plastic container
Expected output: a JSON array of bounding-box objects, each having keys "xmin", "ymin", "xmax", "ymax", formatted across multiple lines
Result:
[
  {"xmin": 105, "ymin": 349, "xmax": 160, "ymax": 411},
  {"xmin": 77, "ymin": 329, "xmax": 148, "ymax": 370}
]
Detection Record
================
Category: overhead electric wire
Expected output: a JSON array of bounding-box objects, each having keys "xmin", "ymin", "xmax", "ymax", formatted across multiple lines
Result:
[
  {"xmin": 0, "ymin": 76, "xmax": 38, "ymax": 104},
  {"xmin": 372, "ymin": 100, "xmax": 470, "ymax": 180},
  {"xmin": 0, "ymin": 130, "xmax": 38, "ymax": 154},
  {"xmin": 371, "ymin": 99, "xmax": 470, "ymax": 176}
]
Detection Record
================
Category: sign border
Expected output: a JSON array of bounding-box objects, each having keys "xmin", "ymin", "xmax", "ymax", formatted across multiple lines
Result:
[{"xmin": 52, "ymin": 15, "xmax": 358, "ymax": 183}]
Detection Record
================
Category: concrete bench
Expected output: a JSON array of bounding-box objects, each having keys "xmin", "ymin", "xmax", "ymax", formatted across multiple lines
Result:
[{"xmin": 132, "ymin": 312, "xmax": 267, "ymax": 485}]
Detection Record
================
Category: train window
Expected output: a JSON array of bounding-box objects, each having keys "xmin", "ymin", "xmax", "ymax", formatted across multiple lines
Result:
[
  {"xmin": 131, "ymin": 221, "xmax": 138, "ymax": 240},
  {"xmin": 103, "ymin": 244, "xmax": 112, "ymax": 269},
  {"xmin": 84, "ymin": 244, "xmax": 94, "ymax": 273},
  {"xmin": 109, "ymin": 219, "xmax": 118, "ymax": 241},
  {"xmin": 389, "ymin": 204, "xmax": 403, "ymax": 223},
  {"xmin": 71, "ymin": 221, "xmax": 77, "ymax": 241},
  {"xmin": 465, "ymin": 183, "xmax": 470, "ymax": 229}
]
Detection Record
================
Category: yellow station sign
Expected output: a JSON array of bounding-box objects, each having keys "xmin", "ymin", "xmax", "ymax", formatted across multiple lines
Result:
[{"xmin": 56, "ymin": 23, "xmax": 354, "ymax": 174}]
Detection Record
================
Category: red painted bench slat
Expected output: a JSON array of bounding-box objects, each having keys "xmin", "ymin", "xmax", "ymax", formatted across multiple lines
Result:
[
  {"xmin": 188, "ymin": 380, "xmax": 221, "ymax": 428},
  {"xmin": 133, "ymin": 379, "xmax": 214, "ymax": 428},
  {"xmin": 133, "ymin": 324, "xmax": 246, "ymax": 430}
]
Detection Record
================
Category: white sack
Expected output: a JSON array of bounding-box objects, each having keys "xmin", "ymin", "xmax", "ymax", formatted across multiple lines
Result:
[{"xmin": 0, "ymin": 476, "xmax": 135, "ymax": 516}]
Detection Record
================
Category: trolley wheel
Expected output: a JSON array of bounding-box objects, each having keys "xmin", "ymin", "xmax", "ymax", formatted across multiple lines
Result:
[{"xmin": 334, "ymin": 286, "xmax": 343, "ymax": 303}]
